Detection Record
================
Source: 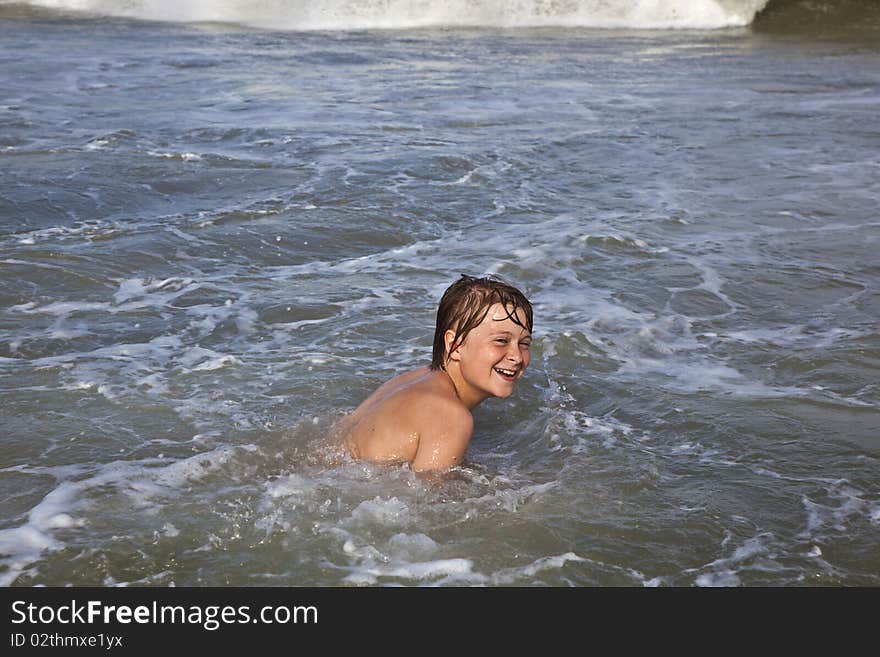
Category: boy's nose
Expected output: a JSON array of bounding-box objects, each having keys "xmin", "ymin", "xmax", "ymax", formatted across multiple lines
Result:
[{"xmin": 506, "ymin": 345, "xmax": 523, "ymax": 363}]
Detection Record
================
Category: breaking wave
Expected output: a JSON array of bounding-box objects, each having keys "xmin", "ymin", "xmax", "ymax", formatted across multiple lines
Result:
[{"xmin": 2, "ymin": 0, "xmax": 774, "ymax": 30}]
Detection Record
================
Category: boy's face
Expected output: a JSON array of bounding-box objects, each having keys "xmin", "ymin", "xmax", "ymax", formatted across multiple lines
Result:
[{"xmin": 449, "ymin": 302, "xmax": 531, "ymax": 400}]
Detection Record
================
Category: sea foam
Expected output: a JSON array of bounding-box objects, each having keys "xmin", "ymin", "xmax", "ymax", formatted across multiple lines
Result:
[{"xmin": 20, "ymin": 0, "xmax": 770, "ymax": 30}]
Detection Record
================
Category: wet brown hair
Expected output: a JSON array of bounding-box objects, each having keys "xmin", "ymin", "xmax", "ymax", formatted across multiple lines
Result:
[{"xmin": 431, "ymin": 274, "xmax": 533, "ymax": 371}]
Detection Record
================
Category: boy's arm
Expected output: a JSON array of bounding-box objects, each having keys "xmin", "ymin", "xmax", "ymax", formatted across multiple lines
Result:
[{"xmin": 410, "ymin": 403, "xmax": 474, "ymax": 473}]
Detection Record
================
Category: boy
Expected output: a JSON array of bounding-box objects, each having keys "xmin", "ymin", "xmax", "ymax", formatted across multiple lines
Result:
[{"xmin": 340, "ymin": 274, "xmax": 533, "ymax": 472}]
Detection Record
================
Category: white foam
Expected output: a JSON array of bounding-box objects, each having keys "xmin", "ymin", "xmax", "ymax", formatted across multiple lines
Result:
[
  {"xmin": 555, "ymin": 410, "xmax": 640, "ymax": 453},
  {"xmin": 47, "ymin": 326, "xmax": 87, "ymax": 340},
  {"xmin": 343, "ymin": 558, "xmax": 476, "ymax": 585},
  {"xmin": 348, "ymin": 496, "xmax": 410, "ymax": 528},
  {"xmin": 617, "ymin": 355, "xmax": 804, "ymax": 399},
  {"xmin": 0, "ymin": 525, "xmax": 58, "ymax": 587},
  {"xmin": 44, "ymin": 513, "xmax": 84, "ymax": 529},
  {"xmin": 113, "ymin": 277, "xmax": 195, "ymax": 304},
  {"xmin": 723, "ymin": 325, "xmax": 869, "ymax": 350},
  {"xmin": 405, "ymin": 551, "xmax": 581, "ymax": 586},
  {"xmin": 689, "ymin": 534, "xmax": 772, "ymax": 587},
  {"xmin": 385, "ymin": 533, "xmax": 440, "ymax": 561},
  {"xmin": 154, "ymin": 445, "xmax": 256, "ymax": 488},
  {"xmin": 798, "ymin": 482, "xmax": 869, "ymax": 539},
  {"xmin": 680, "ymin": 254, "xmax": 739, "ymax": 309},
  {"xmin": 11, "ymin": 300, "xmax": 111, "ymax": 316},
  {"xmin": 0, "ymin": 445, "xmax": 261, "ymax": 584},
  {"xmin": 266, "ymin": 473, "xmax": 319, "ymax": 499},
  {"xmin": 695, "ymin": 570, "xmax": 741, "ymax": 587},
  {"xmin": 5, "ymin": 220, "xmax": 117, "ymax": 246},
  {"xmin": 577, "ymin": 232, "xmax": 669, "ymax": 254},
  {"xmin": 508, "ymin": 552, "xmax": 584, "ymax": 579},
  {"xmin": 325, "ymin": 521, "xmax": 481, "ymax": 585},
  {"xmin": 146, "ymin": 150, "xmax": 202, "ymax": 161},
  {"xmin": 190, "ymin": 354, "xmax": 241, "ymax": 372},
  {"xmin": 20, "ymin": 0, "xmax": 768, "ymax": 30},
  {"xmin": 0, "ymin": 480, "xmax": 83, "ymax": 586}
]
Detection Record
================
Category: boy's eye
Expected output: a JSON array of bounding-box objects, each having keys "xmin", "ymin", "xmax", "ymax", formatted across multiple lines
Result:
[
  {"xmin": 520, "ymin": 342, "xmax": 531, "ymax": 349},
  {"xmin": 495, "ymin": 338, "xmax": 509, "ymax": 344}
]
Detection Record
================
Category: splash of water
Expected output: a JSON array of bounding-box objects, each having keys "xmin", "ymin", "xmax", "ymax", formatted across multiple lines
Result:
[{"xmin": 13, "ymin": 0, "xmax": 771, "ymax": 30}]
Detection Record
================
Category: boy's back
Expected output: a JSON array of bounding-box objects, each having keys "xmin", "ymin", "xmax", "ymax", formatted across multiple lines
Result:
[{"xmin": 341, "ymin": 366, "xmax": 473, "ymax": 472}]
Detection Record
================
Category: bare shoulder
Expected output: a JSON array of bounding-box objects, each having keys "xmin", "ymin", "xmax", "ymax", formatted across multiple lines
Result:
[
  {"xmin": 342, "ymin": 366, "xmax": 474, "ymax": 471},
  {"xmin": 411, "ymin": 390, "xmax": 472, "ymax": 426},
  {"xmin": 374, "ymin": 366, "xmax": 434, "ymax": 396},
  {"xmin": 398, "ymin": 374, "xmax": 473, "ymax": 430},
  {"xmin": 410, "ymin": 393, "xmax": 474, "ymax": 473},
  {"xmin": 344, "ymin": 367, "xmax": 432, "ymax": 424}
]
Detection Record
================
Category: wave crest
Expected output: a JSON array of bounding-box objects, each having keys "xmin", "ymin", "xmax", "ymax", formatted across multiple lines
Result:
[{"xmin": 5, "ymin": 0, "xmax": 771, "ymax": 30}]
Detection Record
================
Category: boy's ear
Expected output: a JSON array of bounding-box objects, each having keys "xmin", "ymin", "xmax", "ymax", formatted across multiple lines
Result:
[{"xmin": 444, "ymin": 329, "xmax": 462, "ymax": 362}]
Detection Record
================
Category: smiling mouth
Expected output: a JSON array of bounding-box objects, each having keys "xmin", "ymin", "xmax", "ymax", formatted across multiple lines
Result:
[{"xmin": 493, "ymin": 367, "xmax": 519, "ymax": 380}]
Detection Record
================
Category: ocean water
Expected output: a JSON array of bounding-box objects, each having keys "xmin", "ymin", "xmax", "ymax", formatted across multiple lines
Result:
[{"xmin": 1, "ymin": 0, "xmax": 878, "ymax": 586}]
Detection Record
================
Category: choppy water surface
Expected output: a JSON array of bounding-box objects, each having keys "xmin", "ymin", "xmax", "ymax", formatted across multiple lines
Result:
[{"xmin": 1, "ymin": 7, "xmax": 878, "ymax": 586}]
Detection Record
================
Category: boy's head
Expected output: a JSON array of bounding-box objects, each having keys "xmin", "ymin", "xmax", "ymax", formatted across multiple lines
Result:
[{"xmin": 431, "ymin": 274, "xmax": 533, "ymax": 371}]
